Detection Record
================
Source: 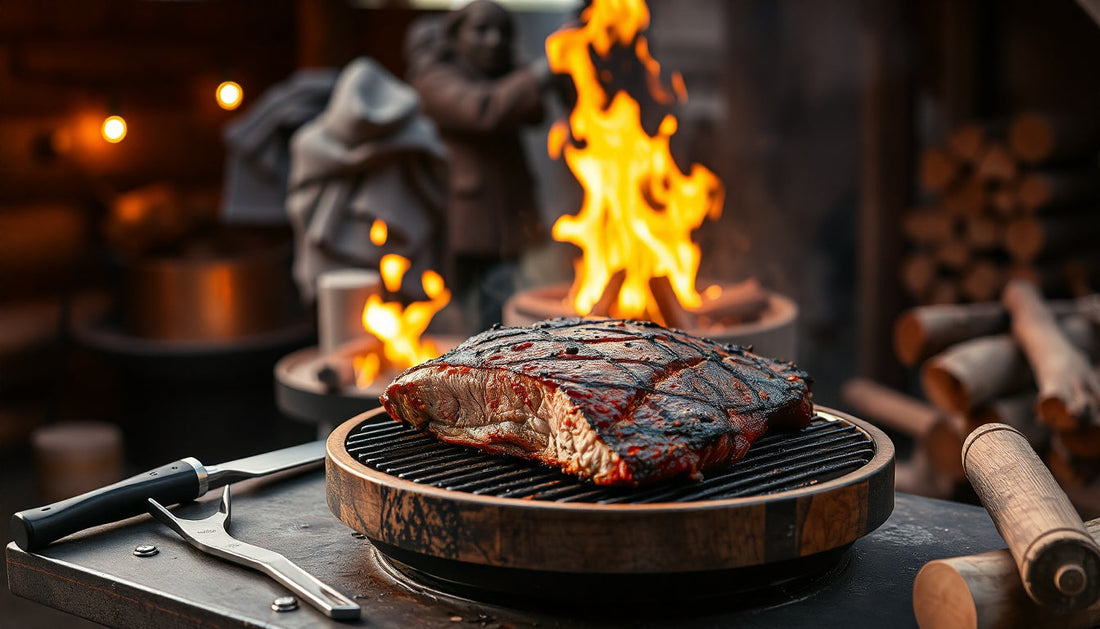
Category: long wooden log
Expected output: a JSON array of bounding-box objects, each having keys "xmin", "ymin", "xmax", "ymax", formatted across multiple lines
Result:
[
  {"xmin": 1008, "ymin": 112, "xmax": 1100, "ymax": 165},
  {"xmin": 913, "ymin": 519, "xmax": 1100, "ymax": 629},
  {"xmin": 895, "ymin": 298, "xmax": 1100, "ymax": 367},
  {"xmin": 920, "ymin": 316, "xmax": 1096, "ymax": 414},
  {"xmin": 840, "ymin": 377, "xmax": 942, "ymax": 438},
  {"xmin": 1018, "ymin": 169, "xmax": 1100, "ymax": 214},
  {"xmin": 894, "ymin": 302, "xmax": 1009, "ymax": 367},
  {"xmin": 1004, "ymin": 280, "xmax": 1100, "ymax": 429},
  {"xmin": 963, "ymin": 424, "xmax": 1100, "ymax": 611}
]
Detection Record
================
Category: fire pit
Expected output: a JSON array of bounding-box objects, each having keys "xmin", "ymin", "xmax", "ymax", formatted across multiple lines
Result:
[
  {"xmin": 504, "ymin": 281, "xmax": 799, "ymax": 361},
  {"xmin": 499, "ymin": 0, "xmax": 798, "ymax": 360}
]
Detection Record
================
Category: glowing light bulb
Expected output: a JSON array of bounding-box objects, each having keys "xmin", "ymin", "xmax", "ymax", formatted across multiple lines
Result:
[
  {"xmin": 101, "ymin": 115, "xmax": 127, "ymax": 143},
  {"xmin": 216, "ymin": 81, "xmax": 243, "ymax": 110}
]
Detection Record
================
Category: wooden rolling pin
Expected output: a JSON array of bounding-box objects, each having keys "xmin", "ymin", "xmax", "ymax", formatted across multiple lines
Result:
[
  {"xmin": 913, "ymin": 519, "xmax": 1100, "ymax": 629},
  {"xmin": 962, "ymin": 423, "xmax": 1100, "ymax": 611}
]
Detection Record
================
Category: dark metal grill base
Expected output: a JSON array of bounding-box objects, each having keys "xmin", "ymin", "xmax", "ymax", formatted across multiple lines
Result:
[
  {"xmin": 371, "ymin": 539, "xmax": 853, "ymax": 609},
  {"xmin": 345, "ymin": 413, "xmax": 875, "ymax": 503}
]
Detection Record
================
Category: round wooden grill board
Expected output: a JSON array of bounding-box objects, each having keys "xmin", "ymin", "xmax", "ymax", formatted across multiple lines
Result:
[{"xmin": 326, "ymin": 406, "xmax": 895, "ymax": 575}]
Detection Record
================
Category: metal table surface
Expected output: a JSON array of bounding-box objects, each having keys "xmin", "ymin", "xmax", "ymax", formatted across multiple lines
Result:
[{"xmin": 7, "ymin": 471, "xmax": 1006, "ymax": 628}]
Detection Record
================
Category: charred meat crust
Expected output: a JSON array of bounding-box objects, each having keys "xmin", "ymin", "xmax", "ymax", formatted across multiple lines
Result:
[{"xmin": 381, "ymin": 317, "xmax": 813, "ymax": 485}]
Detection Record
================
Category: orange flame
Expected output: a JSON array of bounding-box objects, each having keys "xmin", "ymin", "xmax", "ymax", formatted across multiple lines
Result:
[
  {"xmin": 546, "ymin": 0, "xmax": 723, "ymax": 321},
  {"xmin": 354, "ymin": 221, "xmax": 451, "ymax": 387}
]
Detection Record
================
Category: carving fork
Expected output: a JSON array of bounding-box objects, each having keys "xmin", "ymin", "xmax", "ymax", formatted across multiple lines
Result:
[{"xmin": 147, "ymin": 486, "xmax": 360, "ymax": 620}]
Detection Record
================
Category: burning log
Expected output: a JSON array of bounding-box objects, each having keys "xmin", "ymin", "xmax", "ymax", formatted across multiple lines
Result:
[
  {"xmin": 1017, "ymin": 169, "xmax": 1100, "ymax": 214},
  {"xmin": 919, "ymin": 315, "xmax": 1095, "ymax": 414},
  {"xmin": 587, "ymin": 269, "xmax": 626, "ymax": 318},
  {"xmin": 649, "ymin": 276, "xmax": 692, "ymax": 330},
  {"xmin": 1008, "ymin": 112, "xmax": 1100, "ymax": 165},
  {"xmin": 975, "ymin": 144, "xmax": 1018, "ymax": 183},
  {"xmin": 913, "ymin": 519, "xmax": 1100, "ymax": 629},
  {"xmin": 1003, "ymin": 280, "xmax": 1100, "ymax": 429}
]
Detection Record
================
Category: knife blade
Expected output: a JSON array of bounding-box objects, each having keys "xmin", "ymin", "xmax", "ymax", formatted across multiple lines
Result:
[{"xmin": 10, "ymin": 440, "xmax": 326, "ymax": 552}]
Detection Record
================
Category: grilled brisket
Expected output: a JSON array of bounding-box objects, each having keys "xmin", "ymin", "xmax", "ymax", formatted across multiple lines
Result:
[{"xmin": 381, "ymin": 317, "xmax": 813, "ymax": 485}]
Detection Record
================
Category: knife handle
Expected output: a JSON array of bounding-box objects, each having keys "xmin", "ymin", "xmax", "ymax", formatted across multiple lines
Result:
[{"xmin": 10, "ymin": 458, "xmax": 205, "ymax": 551}]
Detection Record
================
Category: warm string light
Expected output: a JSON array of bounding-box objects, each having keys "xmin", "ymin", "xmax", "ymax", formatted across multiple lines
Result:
[
  {"xmin": 216, "ymin": 81, "xmax": 243, "ymax": 110},
  {"xmin": 101, "ymin": 115, "xmax": 127, "ymax": 143}
]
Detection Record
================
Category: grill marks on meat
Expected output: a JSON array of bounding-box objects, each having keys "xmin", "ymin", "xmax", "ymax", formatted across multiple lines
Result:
[{"xmin": 381, "ymin": 318, "xmax": 813, "ymax": 485}]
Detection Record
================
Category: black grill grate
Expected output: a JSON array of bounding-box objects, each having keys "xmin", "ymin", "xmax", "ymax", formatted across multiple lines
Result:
[{"xmin": 345, "ymin": 414, "xmax": 875, "ymax": 504}]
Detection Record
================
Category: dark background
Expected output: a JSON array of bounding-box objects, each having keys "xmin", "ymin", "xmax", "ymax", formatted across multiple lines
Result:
[{"xmin": 1, "ymin": 1, "xmax": 1098, "ymax": 625}]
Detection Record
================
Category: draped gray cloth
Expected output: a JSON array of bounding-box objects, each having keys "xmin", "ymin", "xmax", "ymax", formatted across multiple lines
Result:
[
  {"xmin": 221, "ymin": 68, "xmax": 339, "ymax": 224},
  {"xmin": 286, "ymin": 58, "xmax": 447, "ymax": 303}
]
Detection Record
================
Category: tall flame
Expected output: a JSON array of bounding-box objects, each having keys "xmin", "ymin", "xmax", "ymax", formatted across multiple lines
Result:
[
  {"xmin": 354, "ymin": 221, "xmax": 451, "ymax": 387},
  {"xmin": 546, "ymin": 0, "xmax": 723, "ymax": 321}
]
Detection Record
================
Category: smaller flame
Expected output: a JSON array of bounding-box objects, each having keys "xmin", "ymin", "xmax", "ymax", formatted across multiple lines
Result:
[
  {"xmin": 354, "ymin": 220, "xmax": 451, "ymax": 387},
  {"xmin": 369, "ymin": 219, "xmax": 387, "ymax": 246},
  {"xmin": 379, "ymin": 254, "xmax": 410, "ymax": 293}
]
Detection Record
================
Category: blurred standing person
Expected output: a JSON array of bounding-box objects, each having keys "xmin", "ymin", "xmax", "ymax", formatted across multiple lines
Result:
[{"xmin": 407, "ymin": 0, "xmax": 556, "ymax": 332}]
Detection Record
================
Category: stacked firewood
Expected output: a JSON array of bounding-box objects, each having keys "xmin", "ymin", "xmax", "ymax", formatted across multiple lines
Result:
[
  {"xmin": 843, "ymin": 280, "xmax": 1100, "ymax": 516},
  {"xmin": 903, "ymin": 111, "xmax": 1100, "ymax": 305}
]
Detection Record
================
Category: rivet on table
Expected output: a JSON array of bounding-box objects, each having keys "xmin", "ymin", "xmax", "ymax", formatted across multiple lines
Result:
[
  {"xmin": 132, "ymin": 544, "xmax": 159, "ymax": 557},
  {"xmin": 271, "ymin": 596, "xmax": 299, "ymax": 612}
]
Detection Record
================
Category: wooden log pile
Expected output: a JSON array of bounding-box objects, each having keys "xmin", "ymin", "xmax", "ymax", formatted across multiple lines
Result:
[
  {"xmin": 844, "ymin": 280, "xmax": 1100, "ymax": 514},
  {"xmin": 903, "ymin": 111, "xmax": 1100, "ymax": 305}
]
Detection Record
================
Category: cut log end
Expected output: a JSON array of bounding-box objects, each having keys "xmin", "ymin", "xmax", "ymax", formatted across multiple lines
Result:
[
  {"xmin": 912, "ymin": 561, "xmax": 980, "ymax": 629},
  {"xmin": 922, "ymin": 363, "xmax": 971, "ymax": 414},
  {"xmin": 893, "ymin": 313, "xmax": 927, "ymax": 367},
  {"xmin": 1039, "ymin": 396, "xmax": 1095, "ymax": 432}
]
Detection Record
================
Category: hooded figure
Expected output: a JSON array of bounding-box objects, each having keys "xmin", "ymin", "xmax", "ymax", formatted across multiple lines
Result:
[{"xmin": 286, "ymin": 57, "xmax": 447, "ymax": 303}]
